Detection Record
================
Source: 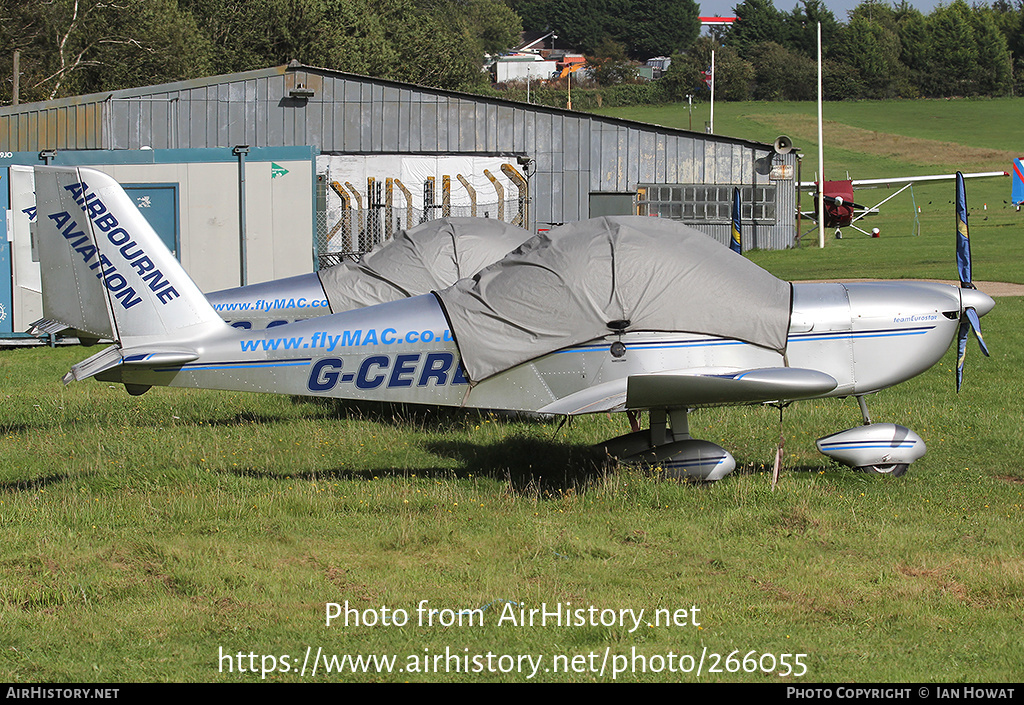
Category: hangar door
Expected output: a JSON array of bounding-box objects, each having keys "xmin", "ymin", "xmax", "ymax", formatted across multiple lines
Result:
[{"xmin": 121, "ymin": 183, "xmax": 180, "ymax": 257}]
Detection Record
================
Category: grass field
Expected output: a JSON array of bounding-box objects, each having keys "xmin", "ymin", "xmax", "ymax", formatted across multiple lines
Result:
[{"xmin": 3, "ymin": 99, "xmax": 1023, "ymax": 683}]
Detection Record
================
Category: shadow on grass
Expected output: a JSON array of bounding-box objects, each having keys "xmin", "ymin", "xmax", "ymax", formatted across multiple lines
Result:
[
  {"xmin": 0, "ymin": 422, "xmax": 39, "ymax": 436},
  {"xmin": 201, "ymin": 410, "xmax": 293, "ymax": 427},
  {"xmin": 423, "ymin": 436, "xmax": 608, "ymax": 492},
  {"xmin": 225, "ymin": 434, "xmax": 610, "ymax": 494},
  {"xmin": 0, "ymin": 473, "xmax": 71, "ymax": 493},
  {"xmin": 292, "ymin": 396, "xmax": 556, "ymax": 431}
]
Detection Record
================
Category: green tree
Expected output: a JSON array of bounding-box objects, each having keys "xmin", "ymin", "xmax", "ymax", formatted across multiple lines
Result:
[
  {"xmin": 546, "ymin": 0, "xmax": 698, "ymax": 59},
  {"xmin": 711, "ymin": 45, "xmax": 755, "ymax": 100},
  {"xmin": 459, "ymin": 0, "xmax": 524, "ymax": 56},
  {"xmin": 836, "ymin": 8, "xmax": 908, "ymax": 98},
  {"xmin": 726, "ymin": 0, "xmax": 785, "ymax": 57},
  {"xmin": 781, "ymin": 0, "xmax": 841, "ymax": 60},
  {"xmin": 176, "ymin": 0, "xmax": 323, "ymax": 73},
  {"xmin": 971, "ymin": 6, "xmax": 1013, "ymax": 95},
  {"xmin": 895, "ymin": 3, "xmax": 930, "ymax": 88},
  {"xmin": 989, "ymin": 0, "xmax": 1023, "ymax": 92},
  {"xmin": 926, "ymin": 0, "xmax": 980, "ymax": 96},
  {"xmin": 546, "ymin": 0, "xmax": 619, "ymax": 55},
  {"xmin": 178, "ymin": 0, "xmax": 520, "ymax": 90},
  {"xmin": 822, "ymin": 57, "xmax": 865, "ymax": 100},
  {"xmin": 587, "ymin": 38, "xmax": 639, "ymax": 86},
  {"xmin": 508, "ymin": 0, "xmax": 554, "ymax": 32},
  {"xmin": 748, "ymin": 41, "xmax": 815, "ymax": 100},
  {"xmin": 626, "ymin": 0, "xmax": 700, "ymax": 58},
  {"xmin": 665, "ymin": 37, "xmax": 753, "ymax": 101},
  {"xmin": 0, "ymin": 0, "xmax": 212, "ymax": 103}
]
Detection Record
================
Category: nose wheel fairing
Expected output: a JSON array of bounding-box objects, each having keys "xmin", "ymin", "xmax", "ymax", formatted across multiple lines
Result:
[{"xmin": 816, "ymin": 423, "xmax": 926, "ymax": 474}]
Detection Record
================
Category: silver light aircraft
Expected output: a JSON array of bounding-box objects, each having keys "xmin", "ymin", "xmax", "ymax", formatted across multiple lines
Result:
[{"xmin": 32, "ymin": 166, "xmax": 994, "ymax": 482}]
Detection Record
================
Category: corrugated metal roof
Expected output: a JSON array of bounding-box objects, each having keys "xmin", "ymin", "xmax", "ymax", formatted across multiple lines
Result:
[{"xmin": 0, "ymin": 63, "xmax": 772, "ymax": 152}]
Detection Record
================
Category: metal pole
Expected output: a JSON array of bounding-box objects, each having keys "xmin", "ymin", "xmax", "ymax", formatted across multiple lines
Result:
[
  {"xmin": 12, "ymin": 50, "xmax": 19, "ymax": 106},
  {"xmin": 709, "ymin": 51, "xmax": 715, "ymax": 134},
  {"xmin": 233, "ymin": 145, "xmax": 250, "ymax": 285},
  {"xmin": 817, "ymin": 23, "xmax": 825, "ymax": 249},
  {"xmin": 796, "ymin": 154, "xmax": 803, "ymax": 246}
]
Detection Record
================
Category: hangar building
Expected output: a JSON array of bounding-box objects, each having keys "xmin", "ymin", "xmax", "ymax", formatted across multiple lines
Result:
[{"xmin": 0, "ymin": 62, "xmax": 797, "ymax": 342}]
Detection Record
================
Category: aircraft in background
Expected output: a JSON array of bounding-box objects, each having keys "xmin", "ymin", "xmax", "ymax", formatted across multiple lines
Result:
[
  {"xmin": 31, "ymin": 166, "xmax": 994, "ymax": 482},
  {"xmin": 799, "ymin": 170, "xmax": 1008, "ymax": 239}
]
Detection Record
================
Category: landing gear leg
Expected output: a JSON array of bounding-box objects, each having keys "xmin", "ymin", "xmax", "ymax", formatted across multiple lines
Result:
[
  {"xmin": 856, "ymin": 395, "xmax": 872, "ymax": 426},
  {"xmin": 650, "ymin": 408, "xmax": 669, "ymax": 446},
  {"xmin": 668, "ymin": 408, "xmax": 690, "ymax": 441}
]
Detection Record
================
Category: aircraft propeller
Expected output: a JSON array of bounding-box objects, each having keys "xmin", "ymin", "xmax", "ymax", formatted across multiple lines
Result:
[
  {"xmin": 822, "ymin": 194, "xmax": 867, "ymax": 210},
  {"xmin": 954, "ymin": 171, "xmax": 990, "ymax": 392}
]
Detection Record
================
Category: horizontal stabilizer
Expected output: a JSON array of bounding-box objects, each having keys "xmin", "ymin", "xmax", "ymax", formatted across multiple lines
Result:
[
  {"xmin": 28, "ymin": 318, "xmax": 71, "ymax": 337},
  {"xmin": 626, "ymin": 367, "xmax": 838, "ymax": 409},
  {"xmin": 62, "ymin": 344, "xmax": 199, "ymax": 384},
  {"xmin": 121, "ymin": 349, "xmax": 200, "ymax": 366},
  {"xmin": 63, "ymin": 346, "xmax": 124, "ymax": 384}
]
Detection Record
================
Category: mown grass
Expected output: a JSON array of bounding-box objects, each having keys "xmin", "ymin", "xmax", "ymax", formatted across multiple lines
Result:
[
  {"xmin": 2, "ymin": 296, "xmax": 1022, "ymax": 682},
  {"xmin": 3, "ymin": 99, "xmax": 1024, "ymax": 683}
]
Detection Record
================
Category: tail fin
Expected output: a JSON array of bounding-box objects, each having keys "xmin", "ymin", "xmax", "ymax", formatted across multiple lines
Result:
[
  {"xmin": 1013, "ymin": 158, "xmax": 1024, "ymax": 206},
  {"xmin": 34, "ymin": 166, "xmax": 226, "ymax": 382},
  {"xmin": 34, "ymin": 166, "xmax": 224, "ymax": 344}
]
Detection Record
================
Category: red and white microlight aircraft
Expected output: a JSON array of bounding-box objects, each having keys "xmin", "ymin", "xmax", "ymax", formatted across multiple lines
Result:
[{"xmin": 799, "ymin": 170, "xmax": 1008, "ymax": 238}]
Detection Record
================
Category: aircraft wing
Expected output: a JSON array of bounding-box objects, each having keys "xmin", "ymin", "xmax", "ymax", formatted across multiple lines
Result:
[
  {"xmin": 624, "ymin": 367, "xmax": 838, "ymax": 409},
  {"xmin": 536, "ymin": 367, "xmax": 838, "ymax": 415},
  {"xmin": 799, "ymin": 171, "xmax": 1007, "ymax": 190},
  {"xmin": 28, "ymin": 318, "xmax": 71, "ymax": 336}
]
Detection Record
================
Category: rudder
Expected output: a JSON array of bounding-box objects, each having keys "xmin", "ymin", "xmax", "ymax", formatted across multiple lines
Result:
[{"xmin": 33, "ymin": 166, "xmax": 224, "ymax": 345}]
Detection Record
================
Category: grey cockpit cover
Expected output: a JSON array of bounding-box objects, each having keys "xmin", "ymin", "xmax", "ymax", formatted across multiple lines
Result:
[
  {"xmin": 436, "ymin": 216, "xmax": 793, "ymax": 383},
  {"xmin": 318, "ymin": 218, "xmax": 533, "ymax": 311}
]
